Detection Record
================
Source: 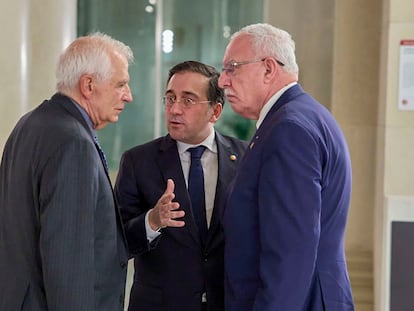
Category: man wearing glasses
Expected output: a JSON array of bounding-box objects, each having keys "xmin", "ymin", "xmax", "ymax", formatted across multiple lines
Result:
[
  {"xmin": 115, "ymin": 61, "xmax": 247, "ymax": 311},
  {"xmin": 218, "ymin": 23, "xmax": 355, "ymax": 310}
]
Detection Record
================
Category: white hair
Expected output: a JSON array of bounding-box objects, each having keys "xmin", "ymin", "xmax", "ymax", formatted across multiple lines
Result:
[
  {"xmin": 56, "ymin": 32, "xmax": 134, "ymax": 93},
  {"xmin": 231, "ymin": 23, "xmax": 299, "ymax": 74}
]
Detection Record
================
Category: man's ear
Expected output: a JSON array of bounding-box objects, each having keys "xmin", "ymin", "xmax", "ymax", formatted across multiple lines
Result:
[
  {"xmin": 263, "ymin": 57, "xmax": 279, "ymax": 81},
  {"xmin": 79, "ymin": 75, "xmax": 94, "ymax": 98},
  {"xmin": 210, "ymin": 102, "xmax": 223, "ymax": 122}
]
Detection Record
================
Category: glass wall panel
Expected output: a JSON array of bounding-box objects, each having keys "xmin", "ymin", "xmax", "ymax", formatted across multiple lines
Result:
[{"xmin": 78, "ymin": 0, "xmax": 263, "ymax": 170}]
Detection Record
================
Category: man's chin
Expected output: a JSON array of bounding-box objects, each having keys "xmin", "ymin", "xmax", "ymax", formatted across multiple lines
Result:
[
  {"xmin": 168, "ymin": 128, "xmax": 187, "ymax": 141},
  {"xmin": 168, "ymin": 131, "xmax": 181, "ymax": 141},
  {"xmin": 229, "ymin": 102, "xmax": 242, "ymax": 113},
  {"xmin": 110, "ymin": 116, "xmax": 120, "ymax": 123}
]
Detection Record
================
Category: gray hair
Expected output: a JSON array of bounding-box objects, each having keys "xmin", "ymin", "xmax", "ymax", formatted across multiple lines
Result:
[
  {"xmin": 56, "ymin": 32, "xmax": 134, "ymax": 92},
  {"xmin": 231, "ymin": 23, "xmax": 299, "ymax": 74}
]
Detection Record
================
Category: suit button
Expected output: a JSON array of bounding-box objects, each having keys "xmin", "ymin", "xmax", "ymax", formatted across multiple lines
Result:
[
  {"xmin": 120, "ymin": 261, "xmax": 127, "ymax": 268},
  {"xmin": 119, "ymin": 294, "xmax": 124, "ymax": 304}
]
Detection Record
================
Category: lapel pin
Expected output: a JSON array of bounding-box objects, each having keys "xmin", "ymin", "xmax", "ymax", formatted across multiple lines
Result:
[
  {"xmin": 250, "ymin": 135, "xmax": 259, "ymax": 149},
  {"xmin": 230, "ymin": 154, "xmax": 237, "ymax": 161}
]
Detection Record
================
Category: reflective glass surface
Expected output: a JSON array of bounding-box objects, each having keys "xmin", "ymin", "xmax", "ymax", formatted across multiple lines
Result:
[{"xmin": 78, "ymin": 0, "xmax": 263, "ymax": 169}]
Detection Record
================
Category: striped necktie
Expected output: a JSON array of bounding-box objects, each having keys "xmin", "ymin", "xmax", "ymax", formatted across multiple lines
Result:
[{"xmin": 93, "ymin": 136, "xmax": 108, "ymax": 170}]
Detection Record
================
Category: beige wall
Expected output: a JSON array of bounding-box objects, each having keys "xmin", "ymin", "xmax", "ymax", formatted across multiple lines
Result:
[
  {"xmin": 332, "ymin": 0, "xmax": 382, "ymax": 254},
  {"xmin": 266, "ymin": 0, "xmax": 335, "ymax": 110},
  {"xmin": 0, "ymin": 0, "xmax": 76, "ymax": 151},
  {"xmin": 375, "ymin": 0, "xmax": 414, "ymax": 310}
]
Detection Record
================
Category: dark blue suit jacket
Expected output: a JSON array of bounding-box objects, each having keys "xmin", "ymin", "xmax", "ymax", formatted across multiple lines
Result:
[
  {"xmin": 223, "ymin": 84, "xmax": 354, "ymax": 310},
  {"xmin": 115, "ymin": 132, "xmax": 247, "ymax": 311}
]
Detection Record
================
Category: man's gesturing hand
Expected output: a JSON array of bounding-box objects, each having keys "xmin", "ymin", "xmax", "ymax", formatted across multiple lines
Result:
[{"xmin": 148, "ymin": 179, "xmax": 185, "ymax": 230}]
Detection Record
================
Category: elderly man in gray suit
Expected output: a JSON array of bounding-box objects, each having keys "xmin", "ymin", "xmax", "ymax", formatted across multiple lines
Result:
[{"xmin": 0, "ymin": 33, "xmax": 133, "ymax": 311}]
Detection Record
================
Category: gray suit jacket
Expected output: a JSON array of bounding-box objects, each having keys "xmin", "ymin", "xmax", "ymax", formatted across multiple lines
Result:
[{"xmin": 0, "ymin": 93, "xmax": 128, "ymax": 311}]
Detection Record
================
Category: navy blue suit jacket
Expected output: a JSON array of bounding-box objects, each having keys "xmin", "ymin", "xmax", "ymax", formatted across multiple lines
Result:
[
  {"xmin": 115, "ymin": 132, "xmax": 247, "ymax": 311},
  {"xmin": 223, "ymin": 84, "xmax": 354, "ymax": 310}
]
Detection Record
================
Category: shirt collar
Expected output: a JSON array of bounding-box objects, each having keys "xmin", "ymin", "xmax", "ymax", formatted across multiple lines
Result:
[
  {"xmin": 256, "ymin": 82, "xmax": 297, "ymax": 129},
  {"xmin": 176, "ymin": 129, "xmax": 216, "ymax": 155},
  {"xmin": 68, "ymin": 97, "xmax": 95, "ymax": 134}
]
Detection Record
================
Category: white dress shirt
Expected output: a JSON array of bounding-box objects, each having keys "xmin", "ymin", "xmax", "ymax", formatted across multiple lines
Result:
[
  {"xmin": 146, "ymin": 130, "xmax": 218, "ymax": 242},
  {"xmin": 256, "ymin": 82, "xmax": 297, "ymax": 129}
]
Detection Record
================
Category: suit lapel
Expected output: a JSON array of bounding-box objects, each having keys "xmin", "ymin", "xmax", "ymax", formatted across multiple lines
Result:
[
  {"xmin": 206, "ymin": 133, "xmax": 241, "ymax": 247},
  {"xmin": 249, "ymin": 84, "xmax": 306, "ymax": 151},
  {"xmin": 158, "ymin": 135, "xmax": 201, "ymax": 248},
  {"xmin": 157, "ymin": 133, "xmax": 243, "ymax": 249},
  {"xmin": 260, "ymin": 84, "xmax": 305, "ymax": 131}
]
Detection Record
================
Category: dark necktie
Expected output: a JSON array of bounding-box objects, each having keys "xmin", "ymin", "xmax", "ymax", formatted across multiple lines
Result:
[
  {"xmin": 188, "ymin": 146, "xmax": 208, "ymax": 245},
  {"xmin": 93, "ymin": 135, "xmax": 108, "ymax": 171}
]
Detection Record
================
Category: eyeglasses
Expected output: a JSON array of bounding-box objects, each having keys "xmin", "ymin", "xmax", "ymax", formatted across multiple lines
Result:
[
  {"xmin": 162, "ymin": 95, "xmax": 212, "ymax": 109},
  {"xmin": 222, "ymin": 58, "xmax": 285, "ymax": 75}
]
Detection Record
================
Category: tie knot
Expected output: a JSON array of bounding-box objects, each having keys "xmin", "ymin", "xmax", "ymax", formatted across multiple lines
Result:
[{"xmin": 188, "ymin": 145, "xmax": 206, "ymax": 160}]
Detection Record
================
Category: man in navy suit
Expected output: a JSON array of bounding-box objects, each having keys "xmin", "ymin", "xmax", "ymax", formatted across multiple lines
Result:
[
  {"xmin": 0, "ymin": 33, "xmax": 133, "ymax": 310},
  {"xmin": 218, "ymin": 23, "xmax": 355, "ymax": 310},
  {"xmin": 115, "ymin": 61, "xmax": 247, "ymax": 311}
]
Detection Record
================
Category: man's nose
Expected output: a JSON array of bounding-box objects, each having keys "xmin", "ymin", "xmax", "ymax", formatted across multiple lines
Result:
[
  {"xmin": 123, "ymin": 85, "xmax": 133, "ymax": 102},
  {"xmin": 167, "ymin": 101, "xmax": 184, "ymax": 114},
  {"xmin": 218, "ymin": 71, "xmax": 229, "ymax": 88}
]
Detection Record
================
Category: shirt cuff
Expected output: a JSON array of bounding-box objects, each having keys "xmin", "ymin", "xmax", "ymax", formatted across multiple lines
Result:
[{"xmin": 145, "ymin": 209, "xmax": 161, "ymax": 243}]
